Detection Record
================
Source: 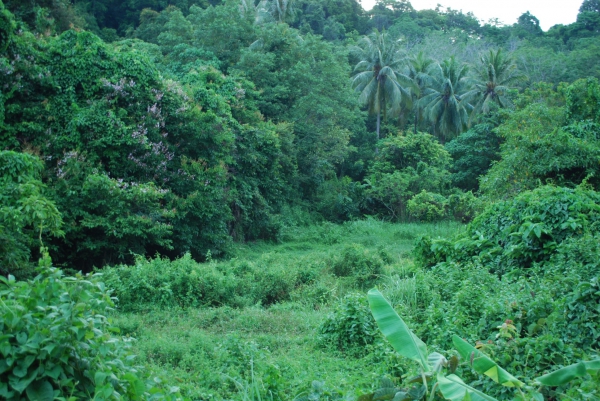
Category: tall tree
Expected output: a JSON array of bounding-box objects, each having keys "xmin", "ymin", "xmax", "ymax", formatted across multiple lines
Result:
[
  {"xmin": 406, "ymin": 51, "xmax": 435, "ymax": 134},
  {"xmin": 351, "ymin": 29, "xmax": 413, "ymax": 140},
  {"xmin": 465, "ymin": 49, "xmax": 524, "ymax": 121},
  {"xmin": 420, "ymin": 56, "xmax": 471, "ymax": 141},
  {"xmin": 580, "ymin": 0, "xmax": 600, "ymax": 13},
  {"xmin": 259, "ymin": 0, "xmax": 297, "ymax": 23}
]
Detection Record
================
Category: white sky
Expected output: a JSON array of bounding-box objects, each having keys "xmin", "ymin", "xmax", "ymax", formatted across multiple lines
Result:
[{"xmin": 359, "ymin": 0, "xmax": 581, "ymax": 31}]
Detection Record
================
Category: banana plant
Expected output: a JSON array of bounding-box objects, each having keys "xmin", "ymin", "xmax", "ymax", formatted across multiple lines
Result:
[
  {"xmin": 366, "ymin": 289, "xmax": 600, "ymax": 401},
  {"xmin": 536, "ymin": 360, "xmax": 600, "ymax": 387},
  {"xmin": 367, "ymin": 288, "xmax": 508, "ymax": 401}
]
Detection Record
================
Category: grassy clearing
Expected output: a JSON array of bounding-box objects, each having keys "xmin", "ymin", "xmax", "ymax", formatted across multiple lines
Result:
[{"xmin": 109, "ymin": 220, "xmax": 463, "ymax": 400}]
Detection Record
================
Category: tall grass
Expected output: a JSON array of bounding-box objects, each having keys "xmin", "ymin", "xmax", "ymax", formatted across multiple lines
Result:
[{"xmin": 105, "ymin": 219, "xmax": 464, "ymax": 400}]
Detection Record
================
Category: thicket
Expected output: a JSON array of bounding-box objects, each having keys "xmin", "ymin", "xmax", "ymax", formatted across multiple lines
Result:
[
  {"xmin": 416, "ymin": 185, "xmax": 600, "ymax": 275},
  {"xmin": 407, "ymin": 185, "xmax": 600, "ymax": 398}
]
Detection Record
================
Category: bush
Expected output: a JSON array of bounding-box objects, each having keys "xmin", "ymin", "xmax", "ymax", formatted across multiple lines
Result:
[
  {"xmin": 0, "ymin": 151, "xmax": 63, "ymax": 278},
  {"xmin": 560, "ymin": 277, "xmax": 600, "ymax": 350},
  {"xmin": 415, "ymin": 185, "xmax": 600, "ymax": 275},
  {"xmin": 102, "ymin": 253, "xmax": 237, "ymax": 310},
  {"xmin": 315, "ymin": 177, "xmax": 365, "ymax": 223},
  {"xmin": 251, "ymin": 262, "xmax": 298, "ymax": 306},
  {"xmin": 447, "ymin": 191, "xmax": 483, "ymax": 223},
  {"xmin": 318, "ymin": 293, "xmax": 378, "ymax": 354},
  {"xmin": 480, "ymin": 94, "xmax": 600, "ymax": 199},
  {"xmin": 330, "ymin": 244, "xmax": 385, "ymax": 288},
  {"xmin": 365, "ymin": 131, "xmax": 452, "ymax": 220},
  {"xmin": 407, "ymin": 190, "xmax": 448, "ymax": 222},
  {"xmin": 445, "ymin": 123, "xmax": 502, "ymax": 192},
  {"xmin": 0, "ymin": 252, "xmax": 184, "ymax": 400},
  {"xmin": 103, "ymin": 253, "xmax": 301, "ymax": 310}
]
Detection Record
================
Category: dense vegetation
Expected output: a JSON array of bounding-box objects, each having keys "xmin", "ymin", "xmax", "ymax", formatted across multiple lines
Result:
[{"xmin": 1, "ymin": 0, "xmax": 599, "ymax": 400}]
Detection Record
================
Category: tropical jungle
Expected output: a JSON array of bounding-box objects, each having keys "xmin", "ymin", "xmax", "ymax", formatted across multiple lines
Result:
[{"xmin": 1, "ymin": 0, "xmax": 599, "ymax": 400}]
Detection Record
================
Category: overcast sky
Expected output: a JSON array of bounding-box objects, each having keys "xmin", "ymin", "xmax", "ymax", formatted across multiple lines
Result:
[{"xmin": 359, "ymin": 0, "xmax": 582, "ymax": 31}]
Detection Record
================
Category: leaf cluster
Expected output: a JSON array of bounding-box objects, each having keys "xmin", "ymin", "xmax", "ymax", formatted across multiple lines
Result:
[{"xmin": 0, "ymin": 259, "xmax": 186, "ymax": 400}]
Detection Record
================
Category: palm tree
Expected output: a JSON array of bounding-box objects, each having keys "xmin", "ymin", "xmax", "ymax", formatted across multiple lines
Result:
[
  {"xmin": 406, "ymin": 51, "xmax": 435, "ymax": 134},
  {"xmin": 257, "ymin": 0, "xmax": 296, "ymax": 23},
  {"xmin": 420, "ymin": 56, "xmax": 471, "ymax": 142},
  {"xmin": 351, "ymin": 30, "xmax": 413, "ymax": 141},
  {"xmin": 465, "ymin": 49, "xmax": 524, "ymax": 121}
]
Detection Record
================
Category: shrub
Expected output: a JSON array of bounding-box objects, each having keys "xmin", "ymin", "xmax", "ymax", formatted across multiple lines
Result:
[
  {"xmin": 407, "ymin": 190, "xmax": 448, "ymax": 222},
  {"xmin": 102, "ymin": 253, "xmax": 237, "ymax": 310},
  {"xmin": 252, "ymin": 262, "xmax": 298, "ymax": 306},
  {"xmin": 447, "ymin": 191, "xmax": 483, "ymax": 223},
  {"xmin": 330, "ymin": 244, "xmax": 384, "ymax": 288},
  {"xmin": 480, "ymin": 90, "xmax": 600, "ymax": 199},
  {"xmin": 315, "ymin": 177, "xmax": 365, "ymax": 222},
  {"xmin": 415, "ymin": 185, "xmax": 600, "ymax": 275},
  {"xmin": 0, "ymin": 151, "xmax": 63, "ymax": 278},
  {"xmin": 318, "ymin": 293, "xmax": 378, "ymax": 354},
  {"xmin": 560, "ymin": 277, "xmax": 600, "ymax": 350},
  {"xmin": 0, "ymin": 251, "xmax": 184, "ymax": 400},
  {"xmin": 103, "ymin": 253, "xmax": 302, "ymax": 310},
  {"xmin": 365, "ymin": 131, "xmax": 452, "ymax": 220},
  {"xmin": 445, "ymin": 123, "xmax": 502, "ymax": 192}
]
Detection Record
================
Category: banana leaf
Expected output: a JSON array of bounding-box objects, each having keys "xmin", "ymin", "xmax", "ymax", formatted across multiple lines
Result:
[
  {"xmin": 536, "ymin": 360, "xmax": 600, "ymax": 386},
  {"xmin": 452, "ymin": 335, "xmax": 523, "ymax": 388},
  {"xmin": 437, "ymin": 374, "xmax": 498, "ymax": 401},
  {"xmin": 368, "ymin": 289, "xmax": 430, "ymax": 371}
]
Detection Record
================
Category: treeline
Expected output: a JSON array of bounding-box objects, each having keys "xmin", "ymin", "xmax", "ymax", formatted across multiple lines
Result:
[{"xmin": 1, "ymin": 0, "xmax": 600, "ymax": 275}]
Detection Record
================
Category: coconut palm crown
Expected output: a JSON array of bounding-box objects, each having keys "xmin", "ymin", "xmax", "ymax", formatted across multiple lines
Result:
[
  {"xmin": 466, "ymin": 49, "xmax": 525, "ymax": 118},
  {"xmin": 351, "ymin": 30, "xmax": 414, "ymax": 140},
  {"xmin": 420, "ymin": 56, "xmax": 472, "ymax": 141},
  {"xmin": 407, "ymin": 51, "xmax": 436, "ymax": 134}
]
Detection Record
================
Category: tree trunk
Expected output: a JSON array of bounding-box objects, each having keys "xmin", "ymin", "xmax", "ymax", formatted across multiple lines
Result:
[
  {"xmin": 376, "ymin": 111, "xmax": 381, "ymax": 154},
  {"xmin": 414, "ymin": 109, "xmax": 418, "ymax": 135}
]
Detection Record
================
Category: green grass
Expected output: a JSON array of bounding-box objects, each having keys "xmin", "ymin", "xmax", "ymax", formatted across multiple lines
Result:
[
  {"xmin": 109, "ymin": 220, "xmax": 463, "ymax": 400},
  {"xmin": 106, "ymin": 218, "xmax": 600, "ymax": 400}
]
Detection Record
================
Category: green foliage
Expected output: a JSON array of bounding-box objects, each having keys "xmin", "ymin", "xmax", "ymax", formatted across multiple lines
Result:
[
  {"xmin": 57, "ymin": 171, "xmax": 174, "ymax": 267},
  {"xmin": 561, "ymin": 277, "xmax": 600, "ymax": 350},
  {"xmin": 330, "ymin": 243, "xmax": 385, "ymax": 288},
  {"xmin": 5, "ymin": 1, "xmax": 600, "ymax": 398},
  {"xmin": 445, "ymin": 123, "xmax": 502, "ymax": 192},
  {"xmin": 367, "ymin": 288, "xmax": 600, "ymax": 401},
  {"xmin": 318, "ymin": 292, "xmax": 378, "ymax": 354},
  {"xmin": 416, "ymin": 185, "xmax": 600, "ymax": 275},
  {"xmin": 0, "ymin": 0, "xmax": 15, "ymax": 53},
  {"xmin": 0, "ymin": 151, "xmax": 63, "ymax": 278},
  {"xmin": 536, "ymin": 359, "xmax": 600, "ymax": 387},
  {"xmin": 420, "ymin": 57, "xmax": 471, "ymax": 141},
  {"xmin": 1, "ymin": 26, "xmax": 303, "ymax": 269},
  {"xmin": 315, "ymin": 176, "xmax": 364, "ymax": 222},
  {"xmin": 367, "ymin": 289, "xmax": 429, "ymax": 371},
  {"xmin": 446, "ymin": 191, "xmax": 483, "ymax": 223},
  {"xmin": 102, "ymin": 253, "xmax": 301, "ymax": 310},
  {"xmin": 351, "ymin": 29, "xmax": 413, "ymax": 140},
  {"xmin": 294, "ymin": 380, "xmax": 345, "ymax": 401},
  {"xmin": 365, "ymin": 131, "xmax": 451, "ymax": 220},
  {"xmin": 183, "ymin": 2, "xmax": 257, "ymax": 71},
  {"xmin": 407, "ymin": 190, "xmax": 447, "ymax": 222},
  {"xmin": 235, "ymin": 26, "xmax": 362, "ymax": 198},
  {"xmin": 480, "ymin": 99, "xmax": 600, "ymax": 198},
  {"xmin": 465, "ymin": 49, "xmax": 523, "ymax": 120},
  {"xmin": 0, "ymin": 256, "xmax": 185, "ymax": 400},
  {"xmin": 366, "ymin": 288, "xmax": 511, "ymax": 400},
  {"xmin": 565, "ymin": 76, "xmax": 600, "ymax": 124}
]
